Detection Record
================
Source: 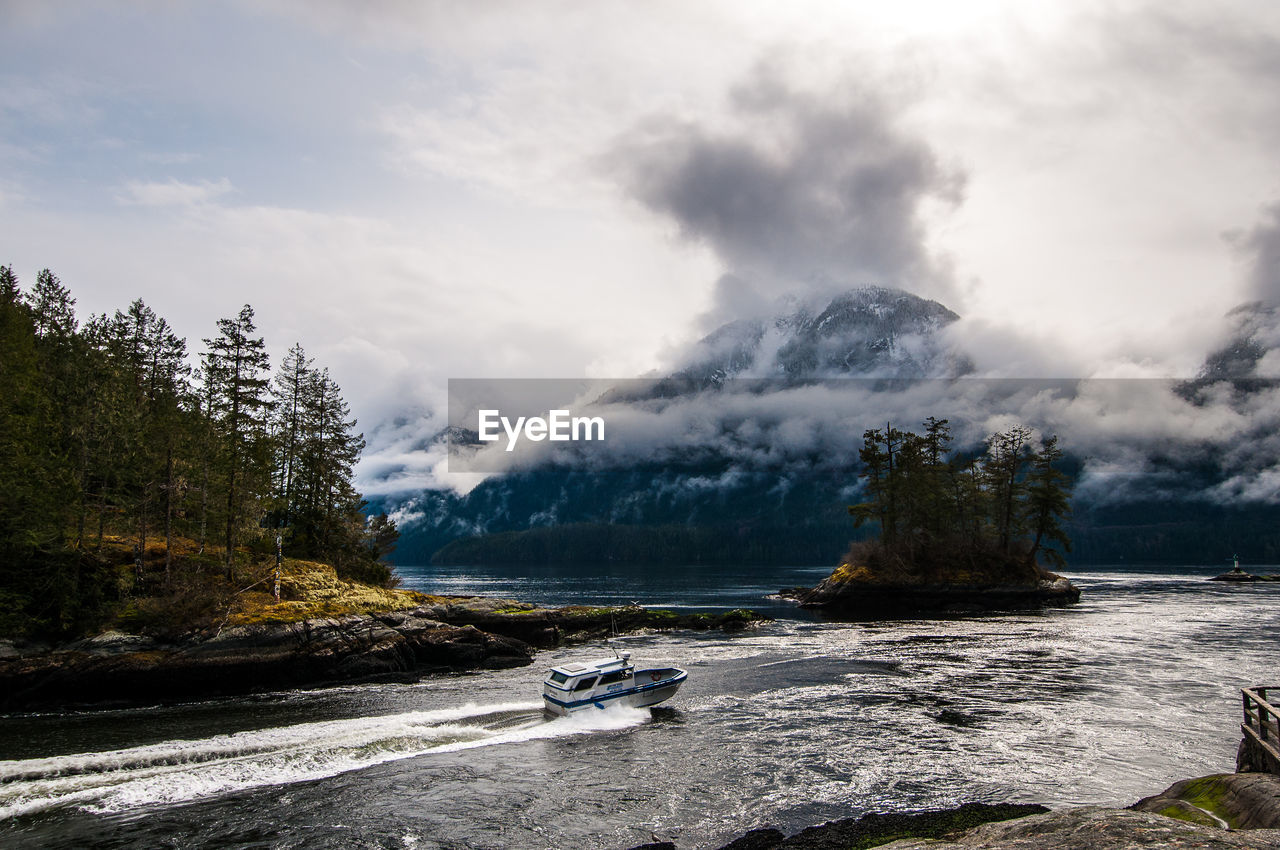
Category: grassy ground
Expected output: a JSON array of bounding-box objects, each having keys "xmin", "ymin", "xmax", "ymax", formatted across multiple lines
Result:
[{"xmin": 91, "ymin": 535, "xmax": 426, "ymax": 637}]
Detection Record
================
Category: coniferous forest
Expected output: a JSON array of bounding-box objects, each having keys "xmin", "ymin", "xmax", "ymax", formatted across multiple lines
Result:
[{"xmin": 0, "ymin": 265, "xmax": 397, "ymax": 638}]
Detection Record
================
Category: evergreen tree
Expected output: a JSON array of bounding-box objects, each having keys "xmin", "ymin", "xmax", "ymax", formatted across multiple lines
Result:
[
  {"xmin": 984, "ymin": 425, "xmax": 1033, "ymax": 553},
  {"xmin": 849, "ymin": 427, "xmax": 890, "ymax": 537},
  {"xmin": 270, "ymin": 343, "xmax": 314, "ymax": 529},
  {"xmin": 27, "ymin": 269, "xmax": 77, "ymax": 341},
  {"xmin": 23, "ymin": 269, "xmax": 83, "ymax": 551},
  {"xmin": 202, "ymin": 305, "xmax": 272, "ymax": 577},
  {"xmin": 1024, "ymin": 435, "xmax": 1072, "ymax": 568},
  {"xmin": 365, "ymin": 513, "xmax": 399, "ymax": 563},
  {"xmin": 0, "ymin": 264, "xmax": 22, "ymax": 305},
  {"xmin": 292, "ymin": 368, "xmax": 367, "ymax": 569}
]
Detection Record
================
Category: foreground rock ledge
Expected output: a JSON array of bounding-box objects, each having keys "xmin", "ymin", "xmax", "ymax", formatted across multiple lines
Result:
[
  {"xmin": 0, "ymin": 599, "xmax": 767, "ymax": 712},
  {"xmin": 879, "ymin": 807, "xmax": 1280, "ymax": 849},
  {"xmin": 646, "ymin": 804, "xmax": 1280, "ymax": 850}
]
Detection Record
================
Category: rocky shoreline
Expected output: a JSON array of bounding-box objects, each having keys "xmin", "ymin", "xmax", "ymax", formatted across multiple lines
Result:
[
  {"xmin": 0, "ymin": 597, "xmax": 766, "ymax": 712},
  {"xmin": 778, "ymin": 569, "xmax": 1079, "ymax": 617},
  {"xmin": 1210, "ymin": 566, "xmax": 1280, "ymax": 582}
]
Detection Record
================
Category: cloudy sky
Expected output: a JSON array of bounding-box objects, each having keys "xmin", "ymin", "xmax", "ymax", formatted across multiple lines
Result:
[{"xmin": 4, "ymin": 0, "xmax": 1280, "ymax": 490}]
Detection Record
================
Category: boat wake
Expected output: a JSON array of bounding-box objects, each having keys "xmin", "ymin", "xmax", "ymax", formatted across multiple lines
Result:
[{"xmin": 0, "ymin": 701, "xmax": 651, "ymax": 819}]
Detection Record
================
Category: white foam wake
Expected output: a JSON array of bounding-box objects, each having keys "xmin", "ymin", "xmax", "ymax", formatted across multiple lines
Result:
[{"xmin": 0, "ymin": 701, "xmax": 650, "ymax": 819}]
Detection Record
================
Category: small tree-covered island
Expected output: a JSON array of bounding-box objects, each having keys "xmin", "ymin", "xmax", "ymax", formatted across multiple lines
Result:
[{"xmin": 791, "ymin": 418, "xmax": 1081, "ymax": 616}]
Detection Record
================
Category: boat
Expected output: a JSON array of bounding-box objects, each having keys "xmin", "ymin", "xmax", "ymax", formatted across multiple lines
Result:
[{"xmin": 542, "ymin": 651, "xmax": 687, "ymax": 715}]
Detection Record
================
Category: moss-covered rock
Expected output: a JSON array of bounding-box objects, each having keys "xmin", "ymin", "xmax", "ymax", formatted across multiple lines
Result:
[{"xmin": 1132, "ymin": 773, "xmax": 1280, "ymax": 830}]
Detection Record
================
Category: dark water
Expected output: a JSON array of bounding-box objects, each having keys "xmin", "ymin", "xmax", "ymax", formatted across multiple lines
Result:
[{"xmin": 1, "ymin": 564, "xmax": 1278, "ymax": 849}]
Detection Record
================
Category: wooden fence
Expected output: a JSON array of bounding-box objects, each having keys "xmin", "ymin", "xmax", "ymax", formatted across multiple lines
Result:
[{"xmin": 1241, "ymin": 686, "xmax": 1280, "ymax": 774}]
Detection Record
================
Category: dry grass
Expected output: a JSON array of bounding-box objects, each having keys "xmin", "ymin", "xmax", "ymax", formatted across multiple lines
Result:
[
  {"xmin": 226, "ymin": 558, "xmax": 428, "ymax": 626},
  {"xmin": 829, "ymin": 562, "xmax": 877, "ymax": 584},
  {"xmin": 93, "ymin": 534, "xmax": 428, "ymax": 633}
]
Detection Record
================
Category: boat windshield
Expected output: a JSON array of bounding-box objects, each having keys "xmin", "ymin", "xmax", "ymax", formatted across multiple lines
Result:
[
  {"xmin": 548, "ymin": 671, "xmax": 570, "ymax": 684},
  {"xmin": 598, "ymin": 670, "xmax": 631, "ymax": 685}
]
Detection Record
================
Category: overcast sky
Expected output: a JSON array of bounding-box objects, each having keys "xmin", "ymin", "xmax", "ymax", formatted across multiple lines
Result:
[{"xmin": 4, "ymin": 0, "xmax": 1280, "ymax": 488}]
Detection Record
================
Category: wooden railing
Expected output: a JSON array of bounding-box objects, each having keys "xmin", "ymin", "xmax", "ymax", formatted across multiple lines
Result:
[{"xmin": 1241, "ymin": 686, "xmax": 1280, "ymax": 774}]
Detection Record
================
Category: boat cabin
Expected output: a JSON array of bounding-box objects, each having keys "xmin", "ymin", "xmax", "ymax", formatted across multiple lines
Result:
[
  {"xmin": 542, "ymin": 649, "xmax": 686, "ymax": 715},
  {"xmin": 544, "ymin": 652, "xmax": 634, "ymax": 697}
]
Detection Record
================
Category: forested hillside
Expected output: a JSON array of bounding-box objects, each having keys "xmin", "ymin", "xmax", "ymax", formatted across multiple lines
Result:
[{"xmin": 0, "ymin": 265, "xmax": 396, "ymax": 638}]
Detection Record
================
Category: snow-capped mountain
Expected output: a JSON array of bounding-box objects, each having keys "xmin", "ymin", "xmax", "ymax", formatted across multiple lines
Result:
[
  {"xmin": 674, "ymin": 286, "xmax": 967, "ymax": 386},
  {"xmin": 379, "ymin": 286, "xmax": 973, "ymax": 562}
]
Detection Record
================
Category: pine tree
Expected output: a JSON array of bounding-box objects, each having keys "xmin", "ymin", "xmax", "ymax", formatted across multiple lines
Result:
[
  {"xmin": 295, "ymin": 368, "xmax": 366, "ymax": 567},
  {"xmin": 0, "ymin": 265, "xmax": 22, "ymax": 305},
  {"xmin": 202, "ymin": 305, "xmax": 272, "ymax": 578},
  {"xmin": 365, "ymin": 513, "xmax": 399, "ymax": 563},
  {"xmin": 27, "ymin": 269, "xmax": 77, "ymax": 341},
  {"xmin": 23, "ymin": 269, "xmax": 83, "ymax": 551},
  {"xmin": 270, "ymin": 343, "xmax": 314, "ymax": 529},
  {"xmin": 1024, "ymin": 435, "xmax": 1072, "ymax": 568},
  {"xmin": 984, "ymin": 425, "xmax": 1033, "ymax": 553},
  {"xmin": 849, "ymin": 427, "xmax": 890, "ymax": 537}
]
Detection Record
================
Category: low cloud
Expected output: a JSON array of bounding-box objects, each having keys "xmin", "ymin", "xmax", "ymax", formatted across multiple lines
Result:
[
  {"xmin": 1238, "ymin": 203, "xmax": 1280, "ymax": 305},
  {"xmin": 608, "ymin": 58, "xmax": 964, "ymax": 324}
]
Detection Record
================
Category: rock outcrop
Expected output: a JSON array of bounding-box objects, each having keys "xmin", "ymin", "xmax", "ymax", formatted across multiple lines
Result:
[
  {"xmin": 694, "ymin": 805, "xmax": 1280, "ymax": 850},
  {"xmin": 876, "ymin": 807, "xmax": 1280, "ymax": 849},
  {"xmin": 0, "ymin": 611, "xmax": 532, "ymax": 711},
  {"xmin": 419, "ymin": 598, "xmax": 764, "ymax": 647},
  {"xmin": 0, "ymin": 598, "xmax": 768, "ymax": 712},
  {"xmin": 708, "ymin": 803, "xmax": 1047, "ymax": 850}
]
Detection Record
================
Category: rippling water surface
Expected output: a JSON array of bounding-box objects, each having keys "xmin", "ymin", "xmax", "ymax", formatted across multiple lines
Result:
[{"xmin": 1, "ymin": 565, "xmax": 1277, "ymax": 849}]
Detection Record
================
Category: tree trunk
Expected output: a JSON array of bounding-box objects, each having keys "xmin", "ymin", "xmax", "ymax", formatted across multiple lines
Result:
[
  {"xmin": 225, "ymin": 460, "xmax": 236, "ymax": 581},
  {"xmin": 164, "ymin": 444, "xmax": 173, "ymax": 586}
]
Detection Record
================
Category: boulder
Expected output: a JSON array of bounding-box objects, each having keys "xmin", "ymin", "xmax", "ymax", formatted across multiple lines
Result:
[{"xmin": 1132, "ymin": 773, "xmax": 1280, "ymax": 830}]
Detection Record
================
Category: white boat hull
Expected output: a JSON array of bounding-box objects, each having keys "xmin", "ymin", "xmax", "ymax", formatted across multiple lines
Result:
[{"xmin": 542, "ymin": 668, "xmax": 686, "ymax": 716}]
